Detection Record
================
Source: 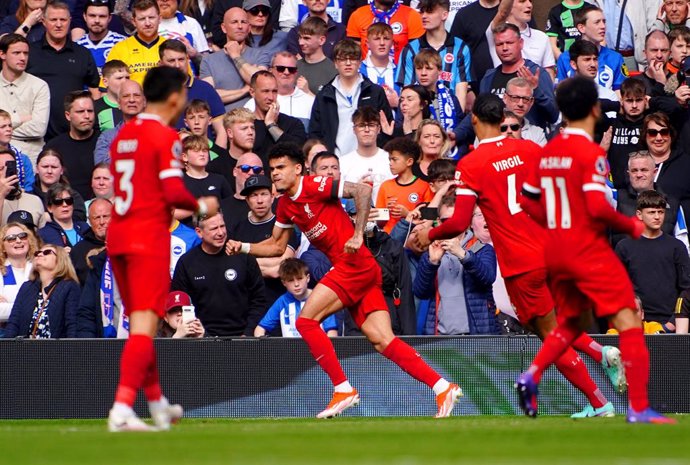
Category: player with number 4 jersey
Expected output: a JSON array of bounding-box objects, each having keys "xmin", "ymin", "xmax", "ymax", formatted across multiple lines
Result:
[
  {"xmin": 414, "ymin": 94, "xmax": 620, "ymax": 419},
  {"xmin": 518, "ymin": 77, "xmax": 674, "ymax": 424},
  {"xmin": 107, "ymin": 67, "xmax": 218, "ymax": 433}
]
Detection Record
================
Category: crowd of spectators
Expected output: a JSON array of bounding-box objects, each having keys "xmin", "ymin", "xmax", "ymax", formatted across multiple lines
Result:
[{"xmin": 0, "ymin": 0, "xmax": 689, "ymax": 339}]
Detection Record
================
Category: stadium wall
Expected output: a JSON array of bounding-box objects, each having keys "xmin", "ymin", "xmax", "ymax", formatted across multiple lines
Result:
[{"xmin": 0, "ymin": 335, "xmax": 687, "ymax": 419}]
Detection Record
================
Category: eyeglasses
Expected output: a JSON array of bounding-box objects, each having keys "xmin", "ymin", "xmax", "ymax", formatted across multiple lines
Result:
[
  {"xmin": 247, "ymin": 6, "xmax": 269, "ymax": 16},
  {"xmin": 3, "ymin": 232, "xmax": 28, "ymax": 242},
  {"xmin": 505, "ymin": 93, "xmax": 534, "ymax": 104},
  {"xmin": 239, "ymin": 165, "xmax": 263, "ymax": 174},
  {"xmin": 335, "ymin": 56, "xmax": 360, "ymax": 64},
  {"xmin": 274, "ymin": 65, "xmax": 298, "ymax": 74},
  {"xmin": 646, "ymin": 128, "xmax": 670, "ymax": 137},
  {"xmin": 51, "ymin": 197, "xmax": 74, "ymax": 206},
  {"xmin": 354, "ymin": 123, "xmax": 379, "ymax": 130},
  {"xmin": 500, "ymin": 123, "xmax": 521, "ymax": 132},
  {"xmin": 34, "ymin": 249, "xmax": 56, "ymax": 257}
]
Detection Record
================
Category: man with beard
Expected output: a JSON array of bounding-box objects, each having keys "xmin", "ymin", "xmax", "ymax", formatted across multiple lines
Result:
[{"xmin": 76, "ymin": 0, "xmax": 126, "ymax": 75}]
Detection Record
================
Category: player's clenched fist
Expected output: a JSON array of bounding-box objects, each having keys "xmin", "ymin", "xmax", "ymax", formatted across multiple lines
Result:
[
  {"xmin": 225, "ymin": 240, "xmax": 243, "ymax": 255},
  {"xmin": 198, "ymin": 196, "xmax": 220, "ymax": 218},
  {"xmin": 343, "ymin": 235, "xmax": 363, "ymax": 254}
]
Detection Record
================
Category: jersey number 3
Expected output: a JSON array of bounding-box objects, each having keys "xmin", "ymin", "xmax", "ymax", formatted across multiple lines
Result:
[{"xmin": 114, "ymin": 159, "xmax": 135, "ymax": 216}]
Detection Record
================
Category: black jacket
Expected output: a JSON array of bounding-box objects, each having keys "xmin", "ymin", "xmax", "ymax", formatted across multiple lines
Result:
[
  {"xmin": 69, "ymin": 228, "xmax": 105, "ymax": 286},
  {"xmin": 38, "ymin": 219, "xmax": 90, "ymax": 248},
  {"xmin": 309, "ymin": 76, "xmax": 393, "ymax": 153},
  {"xmin": 5, "ymin": 278, "xmax": 80, "ymax": 338},
  {"xmin": 254, "ymin": 114, "xmax": 307, "ymax": 166},
  {"xmin": 75, "ymin": 250, "xmax": 109, "ymax": 338}
]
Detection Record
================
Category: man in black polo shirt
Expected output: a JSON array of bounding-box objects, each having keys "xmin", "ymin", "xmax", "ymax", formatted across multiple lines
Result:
[
  {"xmin": 229, "ymin": 174, "xmax": 298, "ymax": 309},
  {"xmin": 26, "ymin": 2, "xmax": 100, "ymax": 142},
  {"xmin": 171, "ymin": 212, "xmax": 267, "ymax": 336},
  {"xmin": 44, "ymin": 90, "xmax": 99, "ymax": 199}
]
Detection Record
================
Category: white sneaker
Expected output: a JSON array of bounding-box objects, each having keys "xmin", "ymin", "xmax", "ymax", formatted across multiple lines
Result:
[
  {"xmin": 108, "ymin": 407, "xmax": 154, "ymax": 432},
  {"xmin": 150, "ymin": 398, "xmax": 183, "ymax": 431}
]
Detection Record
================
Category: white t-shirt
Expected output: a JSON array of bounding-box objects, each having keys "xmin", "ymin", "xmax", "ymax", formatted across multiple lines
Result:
[
  {"xmin": 339, "ymin": 147, "xmax": 393, "ymax": 200},
  {"xmin": 159, "ymin": 13, "xmax": 210, "ymax": 53},
  {"xmin": 487, "ymin": 24, "xmax": 556, "ymax": 70},
  {"xmin": 278, "ymin": 0, "xmax": 342, "ymax": 30}
]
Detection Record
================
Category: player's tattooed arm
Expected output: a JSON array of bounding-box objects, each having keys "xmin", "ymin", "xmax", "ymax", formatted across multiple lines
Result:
[
  {"xmin": 226, "ymin": 225, "xmax": 291, "ymax": 257},
  {"xmin": 341, "ymin": 181, "xmax": 373, "ymax": 253}
]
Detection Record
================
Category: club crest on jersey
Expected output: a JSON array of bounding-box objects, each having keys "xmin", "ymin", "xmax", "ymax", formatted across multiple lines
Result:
[
  {"xmin": 224, "ymin": 269, "xmax": 237, "ymax": 281},
  {"xmin": 408, "ymin": 192, "xmax": 419, "ymax": 203},
  {"xmin": 391, "ymin": 22, "xmax": 403, "ymax": 34},
  {"xmin": 595, "ymin": 156, "xmax": 607, "ymax": 175},
  {"xmin": 304, "ymin": 203, "xmax": 315, "ymax": 218},
  {"xmin": 444, "ymin": 53, "xmax": 454, "ymax": 64}
]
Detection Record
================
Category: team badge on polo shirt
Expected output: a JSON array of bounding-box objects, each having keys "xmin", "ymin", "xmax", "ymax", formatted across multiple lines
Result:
[{"xmin": 225, "ymin": 269, "xmax": 237, "ymax": 281}]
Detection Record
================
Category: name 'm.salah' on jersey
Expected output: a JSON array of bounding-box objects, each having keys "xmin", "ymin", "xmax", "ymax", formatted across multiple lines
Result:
[
  {"xmin": 107, "ymin": 113, "xmax": 198, "ymax": 256},
  {"xmin": 454, "ymin": 136, "xmax": 545, "ymax": 278},
  {"xmin": 275, "ymin": 175, "xmax": 375, "ymax": 265}
]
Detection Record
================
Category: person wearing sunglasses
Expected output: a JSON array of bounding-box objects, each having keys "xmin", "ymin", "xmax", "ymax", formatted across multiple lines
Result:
[
  {"xmin": 249, "ymin": 70, "xmax": 307, "ymax": 162},
  {"xmin": 0, "ymin": 222, "xmax": 39, "ymax": 337},
  {"xmin": 4, "ymin": 245, "xmax": 80, "ymax": 339},
  {"xmin": 641, "ymin": 112, "xmax": 690, "ymax": 204},
  {"xmin": 246, "ymin": 51, "xmax": 315, "ymax": 132},
  {"xmin": 32, "ymin": 148, "xmax": 88, "ymax": 222},
  {"xmin": 499, "ymin": 111, "xmax": 523, "ymax": 141},
  {"xmin": 243, "ymin": 0, "xmax": 287, "ymax": 58},
  {"xmin": 220, "ymin": 151, "xmax": 265, "ymax": 227},
  {"xmin": 38, "ymin": 183, "xmax": 89, "ymax": 250}
]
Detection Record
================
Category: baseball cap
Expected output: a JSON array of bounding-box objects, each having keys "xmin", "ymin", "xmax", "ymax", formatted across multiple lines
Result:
[
  {"xmin": 243, "ymin": 0, "xmax": 270, "ymax": 9},
  {"xmin": 240, "ymin": 174, "xmax": 272, "ymax": 197},
  {"xmin": 7, "ymin": 210, "xmax": 36, "ymax": 231},
  {"xmin": 165, "ymin": 291, "xmax": 192, "ymax": 312}
]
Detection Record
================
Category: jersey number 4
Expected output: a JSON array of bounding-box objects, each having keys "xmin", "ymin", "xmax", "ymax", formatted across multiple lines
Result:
[
  {"xmin": 114, "ymin": 159, "xmax": 135, "ymax": 216},
  {"xmin": 541, "ymin": 176, "xmax": 571, "ymax": 229}
]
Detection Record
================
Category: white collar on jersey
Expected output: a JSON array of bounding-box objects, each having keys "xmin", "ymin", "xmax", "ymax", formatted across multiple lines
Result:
[
  {"xmin": 289, "ymin": 177, "xmax": 304, "ymax": 201},
  {"xmin": 562, "ymin": 127, "xmax": 593, "ymax": 142},
  {"xmin": 475, "ymin": 135, "xmax": 507, "ymax": 147},
  {"xmin": 137, "ymin": 113, "xmax": 165, "ymax": 123}
]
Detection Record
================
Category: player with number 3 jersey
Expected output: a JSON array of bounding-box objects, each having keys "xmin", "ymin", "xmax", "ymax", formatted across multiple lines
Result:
[{"xmin": 107, "ymin": 67, "xmax": 218, "ymax": 432}]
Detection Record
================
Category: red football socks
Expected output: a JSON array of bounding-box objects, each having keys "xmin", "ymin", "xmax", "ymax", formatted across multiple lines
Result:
[
  {"xmin": 114, "ymin": 334, "xmax": 155, "ymax": 407},
  {"xmin": 381, "ymin": 337, "xmax": 441, "ymax": 388},
  {"xmin": 530, "ymin": 323, "xmax": 582, "ymax": 383},
  {"xmin": 619, "ymin": 327, "xmax": 650, "ymax": 412},
  {"xmin": 572, "ymin": 334, "xmax": 603, "ymax": 363},
  {"xmin": 143, "ymin": 353, "xmax": 162, "ymax": 403},
  {"xmin": 554, "ymin": 348, "xmax": 607, "ymax": 408},
  {"xmin": 296, "ymin": 317, "xmax": 348, "ymax": 386}
]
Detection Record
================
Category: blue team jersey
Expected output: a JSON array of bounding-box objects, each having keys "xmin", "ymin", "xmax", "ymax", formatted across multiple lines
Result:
[
  {"xmin": 556, "ymin": 45, "xmax": 627, "ymax": 90},
  {"xmin": 77, "ymin": 30, "xmax": 126, "ymax": 75},
  {"xmin": 258, "ymin": 292, "xmax": 338, "ymax": 337},
  {"xmin": 170, "ymin": 221, "xmax": 201, "ymax": 277}
]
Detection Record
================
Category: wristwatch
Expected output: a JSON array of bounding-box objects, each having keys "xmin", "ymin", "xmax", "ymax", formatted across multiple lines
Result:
[
  {"xmin": 21, "ymin": 24, "xmax": 30, "ymax": 34},
  {"xmin": 266, "ymin": 123, "xmax": 278, "ymax": 130}
]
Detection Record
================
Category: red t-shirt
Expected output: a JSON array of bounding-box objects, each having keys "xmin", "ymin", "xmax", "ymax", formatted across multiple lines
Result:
[
  {"xmin": 107, "ymin": 114, "xmax": 196, "ymax": 257},
  {"xmin": 453, "ymin": 136, "xmax": 545, "ymax": 277},
  {"xmin": 275, "ymin": 175, "xmax": 374, "ymax": 265},
  {"xmin": 522, "ymin": 128, "xmax": 616, "ymax": 249},
  {"xmin": 346, "ymin": 5, "xmax": 424, "ymax": 63}
]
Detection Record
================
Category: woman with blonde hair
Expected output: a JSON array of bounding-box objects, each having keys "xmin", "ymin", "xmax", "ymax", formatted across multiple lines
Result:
[
  {"xmin": 413, "ymin": 119, "xmax": 452, "ymax": 182},
  {"xmin": 4, "ymin": 245, "xmax": 80, "ymax": 339},
  {"xmin": 0, "ymin": 222, "xmax": 39, "ymax": 336}
]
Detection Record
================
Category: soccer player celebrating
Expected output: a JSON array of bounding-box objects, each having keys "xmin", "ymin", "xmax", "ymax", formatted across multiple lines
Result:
[
  {"xmin": 517, "ymin": 76, "xmax": 674, "ymax": 424},
  {"xmin": 226, "ymin": 142, "xmax": 461, "ymax": 419},
  {"xmin": 413, "ymin": 94, "xmax": 623, "ymax": 418},
  {"xmin": 106, "ymin": 66, "xmax": 219, "ymax": 432}
]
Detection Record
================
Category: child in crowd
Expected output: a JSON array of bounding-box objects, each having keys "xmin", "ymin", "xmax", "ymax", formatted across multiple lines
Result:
[
  {"xmin": 360, "ymin": 23, "xmax": 399, "ymax": 109},
  {"xmin": 376, "ymin": 137, "xmax": 433, "ymax": 233},
  {"xmin": 254, "ymin": 258, "xmax": 338, "ymax": 337},
  {"xmin": 545, "ymin": 0, "xmax": 586, "ymax": 59},
  {"xmin": 0, "ymin": 110, "xmax": 34, "ymax": 192},
  {"xmin": 413, "ymin": 49, "xmax": 461, "ymax": 132},
  {"xmin": 94, "ymin": 60, "xmax": 129, "ymax": 132},
  {"xmin": 183, "ymin": 99, "xmax": 227, "ymax": 162},
  {"xmin": 296, "ymin": 16, "xmax": 338, "ymax": 96},
  {"xmin": 664, "ymin": 27, "xmax": 690, "ymax": 93}
]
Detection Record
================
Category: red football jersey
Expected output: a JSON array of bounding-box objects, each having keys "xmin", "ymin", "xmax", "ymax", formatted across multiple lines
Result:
[
  {"xmin": 522, "ymin": 128, "xmax": 613, "ymax": 248},
  {"xmin": 107, "ymin": 114, "xmax": 193, "ymax": 256},
  {"xmin": 275, "ymin": 175, "xmax": 375, "ymax": 265},
  {"xmin": 453, "ymin": 136, "xmax": 545, "ymax": 277}
]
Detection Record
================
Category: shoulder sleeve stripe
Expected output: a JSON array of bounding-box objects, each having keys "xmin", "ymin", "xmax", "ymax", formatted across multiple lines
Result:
[
  {"xmin": 335, "ymin": 179, "xmax": 345, "ymax": 199},
  {"xmin": 455, "ymin": 188, "xmax": 478, "ymax": 197},
  {"xmin": 275, "ymin": 221, "xmax": 294, "ymax": 229},
  {"xmin": 160, "ymin": 168, "xmax": 184, "ymax": 179},
  {"xmin": 582, "ymin": 183, "xmax": 607, "ymax": 193},
  {"xmin": 522, "ymin": 182, "xmax": 541, "ymax": 194}
]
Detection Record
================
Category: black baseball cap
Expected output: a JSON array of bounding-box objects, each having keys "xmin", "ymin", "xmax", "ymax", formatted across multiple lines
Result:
[
  {"xmin": 240, "ymin": 175, "xmax": 272, "ymax": 197},
  {"xmin": 7, "ymin": 210, "xmax": 36, "ymax": 231}
]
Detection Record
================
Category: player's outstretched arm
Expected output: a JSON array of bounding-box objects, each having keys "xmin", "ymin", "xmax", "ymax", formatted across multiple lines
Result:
[
  {"xmin": 342, "ymin": 181, "xmax": 372, "ymax": 253},
  {"xmin": 226, "ymin": 225, "xmax": 292, "ymax": 257},
  {"xmin": 520, "ymin": 184, "xmax": 547, "ymax": 227},
  {"xmin": 428, "ymin": 194, "xmax": 477, "ymax": 242},
  {"xmin": 584, "ymin": 190, "xmax": 644, "ymax": 238}
]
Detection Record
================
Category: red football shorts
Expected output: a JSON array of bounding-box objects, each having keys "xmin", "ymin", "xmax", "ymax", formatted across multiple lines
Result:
[
  {"xmin": 319, "ymin": 257, "xmax": 388, "ymax": 327},
  {"xmin": 109, "ymin": 253, "xmax": 170, "ymax": 317},
  {"xmin": 546, "ymin": 246, "xmax": 636, "ymax": 320},
  {"xmin": 504, "ymin": 268, "xmax": 555, "ymax": 323}
]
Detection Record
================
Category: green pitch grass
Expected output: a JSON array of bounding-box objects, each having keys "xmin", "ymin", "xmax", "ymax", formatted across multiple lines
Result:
[{"xmin": 0, "ymin": 416, "xmax": 686, "ymax": 465}]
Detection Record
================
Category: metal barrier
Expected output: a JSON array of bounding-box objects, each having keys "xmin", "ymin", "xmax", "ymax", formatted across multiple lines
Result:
[{"xmin": 0, "ymin": 335, "xmax": 687, "ymax": 419}]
